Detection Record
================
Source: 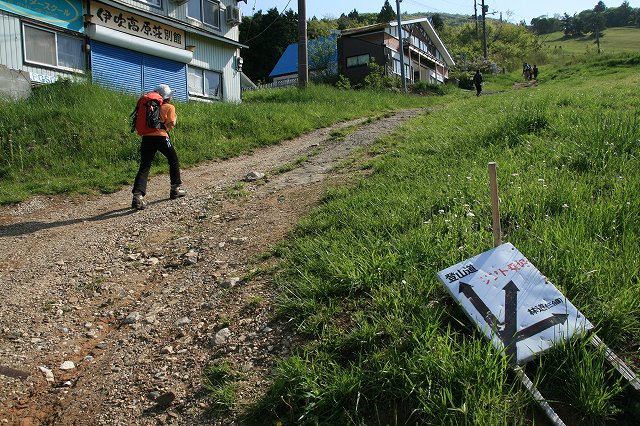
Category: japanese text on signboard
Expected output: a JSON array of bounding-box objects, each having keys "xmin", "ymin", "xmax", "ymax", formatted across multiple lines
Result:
[{"xmin": 92, "ymin": 2, "xmax": 185, "ymax": 49}]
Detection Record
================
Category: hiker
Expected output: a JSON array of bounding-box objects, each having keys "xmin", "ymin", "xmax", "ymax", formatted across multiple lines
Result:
[
  {"xmin": 131, "ymin": 84, "xmax": 186, "ymax": 210},
  {"xmin": 522, "ymin": 63, "xmax": 531, "ymax": 81},
  {"xmin": 473, "ymin": 69, "xmax": 484, "ymax": 96},
  {"xmin": 532, "ymin": 64, "xmax": 539, "ymax": 80}
]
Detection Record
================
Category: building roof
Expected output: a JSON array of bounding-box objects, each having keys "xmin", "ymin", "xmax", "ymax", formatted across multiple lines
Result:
[{"xmin": 269, "ymin": 36, "xmax": 337, "ymax": 78}]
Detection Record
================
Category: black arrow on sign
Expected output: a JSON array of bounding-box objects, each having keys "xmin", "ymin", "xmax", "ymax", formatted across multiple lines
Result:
[
  {"xmin": 503, "ymin": 281, "xmax": 519, "ymax": 363},
  {"xmin": 459, "ymin": 281, "xmax": 502, "ymax": 329},
  {"xmin": 458, "ymin": 280, "xmax": 570, "ymax": 364},
  {"xmin": 515, "ymin": 313, "xmax": 569, "ymax": 341}
]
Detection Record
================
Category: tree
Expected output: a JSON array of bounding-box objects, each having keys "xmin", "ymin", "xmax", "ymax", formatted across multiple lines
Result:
[
  {"xmin": 594, "ymin": 1, "xmax": 607, "ymax": 13},
  {"xmin": 377, "ymin": 0, "xmax": 396, "ymax": 23},
  {"xmin": 308, "ymin": 17, "xmax": 333, "ymax": 39},
  {"xmin": 239, "ymin": 8, "xmax": 298, "ymax": 82},
  {"xmin": 431, "ymin": 14, "xmax": 444, "ymax": 32}
]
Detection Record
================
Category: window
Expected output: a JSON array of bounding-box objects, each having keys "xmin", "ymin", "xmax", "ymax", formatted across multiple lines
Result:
[
  {"xmin": 23, "ymin": 25, "xmax": 85, "ymax": 71},
  {"xmin": 188, "ymin": 0, "xmax": 221, "ymax": 28},
  {"xmin": 188, "ymin": 66, "xmax": 222, "ymax": 99},
  {"xmin": 136, "ymin": 0, "xmax": 161, "ymax": 7},
  {"xmin": 346, "ymin": 54, "xmax": 369, "ymax": 68}
]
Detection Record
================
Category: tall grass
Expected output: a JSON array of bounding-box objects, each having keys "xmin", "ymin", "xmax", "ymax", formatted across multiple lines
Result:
[
  {"xmin": 0, "ymin": 80, "xmax": 431, "ymax": 204},
  {"xmin": 243, "ymin": 54, "xmax": 640, "ymax": 424}
]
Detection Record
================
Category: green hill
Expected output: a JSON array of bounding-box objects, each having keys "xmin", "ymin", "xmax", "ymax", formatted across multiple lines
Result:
[{"xmin": 541, "ymin": 27, "xmax": 640, "ymax": 55}]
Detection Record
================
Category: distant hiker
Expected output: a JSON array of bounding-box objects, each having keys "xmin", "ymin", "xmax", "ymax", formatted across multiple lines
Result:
[
  {"xmin": 522, "ymin": 63, "xmax": 531, "ymax": 81},
  {"xmin": 473, "ymin": 69, "xmax": 484, "ymax": 96},
  {"xmin": 131, "ymin": 84, "xmax": 186, "ymax": 210},
  {"xmin": 532, "ymin": 64, "xmax": 539, "ymax": 80}
]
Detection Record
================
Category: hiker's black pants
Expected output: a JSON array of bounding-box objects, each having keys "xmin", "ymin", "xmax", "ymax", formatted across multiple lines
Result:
[{"xmin": 132, "ymin": 135, "xmax": 182, "ymax": 196}]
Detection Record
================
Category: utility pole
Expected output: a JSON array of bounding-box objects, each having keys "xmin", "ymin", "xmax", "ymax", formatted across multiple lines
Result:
[
  {"xmin": 474, "ymin": 0, "xmax": 478, "ymax": 38},
  {"xmin": 395, "ymin": 0, "xmax": 407, "ymax": 93},
  {"xmin": 481, "ymin": 0, "xmax": 488, "ymax": 59},
  {"xmin": 298, "ymin": 0, "xmax": 308, "ymax": 88}
]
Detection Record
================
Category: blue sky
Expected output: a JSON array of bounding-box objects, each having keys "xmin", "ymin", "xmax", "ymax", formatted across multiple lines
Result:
[{"xmin": 239, "ymin": 0, "xmax": 640, "ymax": 25}]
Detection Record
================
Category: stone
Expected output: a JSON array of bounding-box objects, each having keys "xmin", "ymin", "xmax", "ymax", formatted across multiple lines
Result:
[
  {"xmin": 59, "ymin": 361, "xmax": 75, "ymax": 370},
  {"xmin": 174, "ymin": 317, "xmax": 190, "ymax": 327},
  {"xmin": 244, "ymin": 171, "xmax": 265, "ymax": 182},
  {"xmin": 214, "ymin": 328, "xmax": 231, "ymax": 345},
  {"xmin": 38, "ymin": 366, "xmax": 54, "ymax": 382},
  {"xmin": 123, "ymin": 312, "xmax": 141, "ymax": 324},
  {"xmin": 155, "ymin": 391, "xmax": 176, "ymax": 407}
]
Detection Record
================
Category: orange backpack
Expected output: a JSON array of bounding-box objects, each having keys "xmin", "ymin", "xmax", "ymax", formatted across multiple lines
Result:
[{"xmin": 130, "ymin": 92, "xmax": 164, "ymax": 135}]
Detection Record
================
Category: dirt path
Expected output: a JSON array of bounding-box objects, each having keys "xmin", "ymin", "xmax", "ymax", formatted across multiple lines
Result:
[{"xmin": 0, "ymin": 108, "xmax": 426, "ymax": 425}]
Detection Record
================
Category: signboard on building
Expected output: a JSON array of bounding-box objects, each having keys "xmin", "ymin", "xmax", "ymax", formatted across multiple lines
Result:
[
  {"xmin": 91, "ymin": 2, "xmax": 185, "ymax": 49},
  {"xmin": 437, "ymin": 242, "xmax": 593, "ymax": 365},
  {"xmin": 0, "ymin": 0, "xmax": 83, "ymax": 31}
]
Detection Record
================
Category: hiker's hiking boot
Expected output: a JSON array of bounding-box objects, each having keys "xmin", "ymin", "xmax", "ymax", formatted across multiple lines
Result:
[
  {"xmin": 132, "ymin": 193, "xmax": 147, "ymax": 210},
  {"xmin": 170, "ymin": 185, "xmax": 186, "ymax": 199}
]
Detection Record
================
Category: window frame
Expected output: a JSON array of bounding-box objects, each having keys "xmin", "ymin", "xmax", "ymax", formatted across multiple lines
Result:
[
  {"xmin": 188, "ymin": 66, "xmax": 223, "ymax": 100},
  {"xmin": 346, "ymin": 53, "xmax": 370, "ymax": 68},
  {"xmin": 22, "ymin": 23, "xmax": 85, "ymax": 73},
  {"xmin": 187, "ymin": 0, "xmax": 221, "ymax": 30},
  {"xmin": 135, "ymin": 0, "xmax": 162, "ymax": 8}
]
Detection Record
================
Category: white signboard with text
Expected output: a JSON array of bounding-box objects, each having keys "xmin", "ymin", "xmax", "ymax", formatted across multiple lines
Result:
[{"xmin": 437, "ymin": 243, "xmax": 593, "ymax": 364}]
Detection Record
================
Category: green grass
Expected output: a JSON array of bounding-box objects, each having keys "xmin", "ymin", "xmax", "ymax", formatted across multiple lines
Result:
[
  {"xmin": 541, "ymin": 27, "xmax": 640, "ymax": 56},
  {"xmin": 3, "ymin": 54, "xmax": 640, "ymax": 425},
  {"xmin": 0, "ymin": 80, "xmax": 431, "ymax": 204},
  {"xmin": 241, "ymin": 54, "xmax": 640, "ymax": 425}
]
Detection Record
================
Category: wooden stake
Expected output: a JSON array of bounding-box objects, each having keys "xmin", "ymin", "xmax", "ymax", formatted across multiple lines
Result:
[
  {"xmin": 488, "ymin": 161, "xmax": 565, "ymax": 425},
  {"xmin": 488, "ymin": 162, "xmax": 501, "ymax": 247},
  {"xmin": 591, "ymin": 334, "xmax": 640, "ymax": 391}
]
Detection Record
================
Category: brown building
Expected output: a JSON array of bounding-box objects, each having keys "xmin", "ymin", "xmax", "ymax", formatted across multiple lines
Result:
[{"xmin": 338, "ymin": 17, "xmax": 455, "ymax": 86}]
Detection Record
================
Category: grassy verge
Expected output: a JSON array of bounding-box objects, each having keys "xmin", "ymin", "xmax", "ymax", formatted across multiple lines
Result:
[
  {"xmin": 0, "ymin": 81, "xmax": 433, "ymax": 204},
  {"xmin": 243, "ymin": 55, "xmax": 640, "ymax": 424}
]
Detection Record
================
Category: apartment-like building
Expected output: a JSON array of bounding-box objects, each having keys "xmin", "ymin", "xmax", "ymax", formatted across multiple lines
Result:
[{"xmin": 338, "ymin": 17, "xmax": 455, "ymax": 86}]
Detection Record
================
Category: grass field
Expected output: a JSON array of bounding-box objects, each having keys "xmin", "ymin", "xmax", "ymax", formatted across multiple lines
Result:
[
  {"xmin": 0, "ymin": 83, "xmax": 434, "ymax": 205},
  {"xmin": 241, "ymin": 55, "xmax": 640, "ymax": 424},
  {"xmin": 2, "ymin": 53, "xmax": 640, "ymax": 425},
  {"xmin": 541, "ymin": 27, "xmax": 640, "ymax": 56}
]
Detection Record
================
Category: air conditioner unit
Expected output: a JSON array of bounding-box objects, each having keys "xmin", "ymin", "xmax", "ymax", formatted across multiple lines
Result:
[{"xmin": 226, "ymin": 6, "xmax": 241, "ymax": 25}]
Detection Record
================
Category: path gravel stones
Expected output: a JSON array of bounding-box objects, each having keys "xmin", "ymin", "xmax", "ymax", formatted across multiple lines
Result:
[{"xmin": 0, "ymin": 109, "xmax": 426, "ymax": 425}]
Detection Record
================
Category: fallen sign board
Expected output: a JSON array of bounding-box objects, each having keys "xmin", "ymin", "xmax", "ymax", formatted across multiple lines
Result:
[{"xmin": 437, "ymin": 242, "xmax": 593, "ymax": 365}]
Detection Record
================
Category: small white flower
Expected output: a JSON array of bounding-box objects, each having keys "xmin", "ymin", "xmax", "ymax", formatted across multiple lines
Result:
[
  {"xmin": 438, "ymin": 209, "xmax": 445, "ymax": 214},
  {"xmin": 562, "ymin": 204, "xmax": 569, "ymax": 208},
  {"xmin": 467, "ymin": 212, "xmax": 475, "ymax": 218}
]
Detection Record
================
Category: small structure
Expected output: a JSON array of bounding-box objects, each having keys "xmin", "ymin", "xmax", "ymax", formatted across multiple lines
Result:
[
  {"xmin": 338, "ymin": 17, "xmax": 455, "ymax": 86},
  {"xmin": 269, "ymin": 36, "xmax": 338, "ymax": 83}
]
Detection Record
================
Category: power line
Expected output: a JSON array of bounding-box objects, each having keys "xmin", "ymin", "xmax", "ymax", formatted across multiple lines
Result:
[{"xmin": 242, "ymin": 0, "xmax": 294, "ymax": 44}]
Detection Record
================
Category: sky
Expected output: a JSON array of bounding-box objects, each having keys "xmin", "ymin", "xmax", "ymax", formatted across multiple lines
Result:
[{"xmin": 238, "ymin": 0, "xmax": 640, "ymax": 25}]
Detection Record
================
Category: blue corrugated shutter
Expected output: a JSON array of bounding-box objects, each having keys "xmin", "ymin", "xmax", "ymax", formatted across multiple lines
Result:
[
  {"xmin": 91, "ymin": 41, "xmax": 142, "ymax": 95},
  {"xmin": 91, "ymin": 41, "xmax": 187, "ymax": 101},
  {"xmin": 143, "ymin": 55, "xmax": 187, "ymax": 102}
]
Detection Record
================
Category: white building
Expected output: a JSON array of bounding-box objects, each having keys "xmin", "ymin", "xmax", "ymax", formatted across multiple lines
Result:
[{"xmin": 0, "ymin": 0, "xmax": 247, "ymax": 102}]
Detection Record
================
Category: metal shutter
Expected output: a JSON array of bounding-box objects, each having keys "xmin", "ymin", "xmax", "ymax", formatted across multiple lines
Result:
[
  {"xmin": 91, "ymin": 41, "xmax": 143, "ymax": 95},
  {"xmin": 143, "ymin": 55, "xmax": 187, "ymax": 102}
]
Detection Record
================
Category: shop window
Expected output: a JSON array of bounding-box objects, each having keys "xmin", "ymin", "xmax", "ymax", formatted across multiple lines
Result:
[
  {"xmin": 23, "ymin": 24, "xmax": 85, "ymax": 72},
  {"xmin": 188, "ymin": 0, "xmax": 221, "ymax": 29},
  {"xmin": 188, "ymin": 66, "xmax": 222, "ymax": 99},
  {"xmin": 346, "ymin": 54, "xmax": 369, "ymax": 68}
]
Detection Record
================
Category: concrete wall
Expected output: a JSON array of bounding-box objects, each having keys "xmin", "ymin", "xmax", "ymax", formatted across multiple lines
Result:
[{"xmin": 0, "ymin": 65, "xmax": 31, "ymax": 100}]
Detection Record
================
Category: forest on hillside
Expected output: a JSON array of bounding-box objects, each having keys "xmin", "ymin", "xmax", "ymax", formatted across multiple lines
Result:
[{"xmin": 239, "ymin": 1, "xmax": 640, "ymax": 82}]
